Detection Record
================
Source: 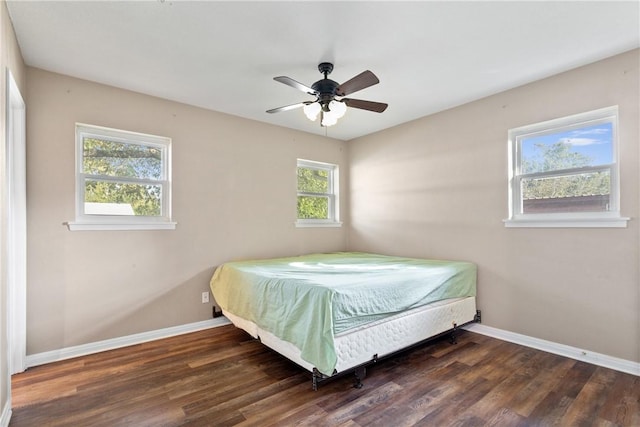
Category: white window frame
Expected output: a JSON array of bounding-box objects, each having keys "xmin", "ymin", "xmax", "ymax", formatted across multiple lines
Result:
[
  {"xmin": 296, "ymin": 159, "xmax": 341, "ymax": 228},
  {"xmin": 505, "ymin": 106, "xmax": 628, "ymax": 228},
  {"xmin": 66, "ymin": 123, "xmax": 176, "ymax": 231}
]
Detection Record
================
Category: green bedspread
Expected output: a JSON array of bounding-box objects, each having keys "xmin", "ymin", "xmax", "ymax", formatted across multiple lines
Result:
[{"xmin": 210, "ymin": 252, "xmax": 476, "ymax": 376}]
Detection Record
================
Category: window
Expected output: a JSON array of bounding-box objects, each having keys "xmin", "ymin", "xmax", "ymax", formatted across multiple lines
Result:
[
  {"xmin": 505, "ymin": 106, "xmax": 628, "ymax": 228},
  {"xmin": 296, "ymin": 159, "xmax": 341, "ymax": 227},
  {"xmin": 66, "ymin": 123, "xmax": 175, "ymax": 231}
]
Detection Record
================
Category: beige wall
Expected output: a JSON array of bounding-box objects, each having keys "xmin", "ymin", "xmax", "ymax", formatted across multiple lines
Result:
[
  {"xmin": 1, "ymin": 0, "xmax": 25, "ymax": 419},
  {"xmin": 348, "ymin": 49, "xmax": 640, "ymax": 363},
  {"xmin": 25, "ymin": 68, "xmax": 348, "ymax": 354}
]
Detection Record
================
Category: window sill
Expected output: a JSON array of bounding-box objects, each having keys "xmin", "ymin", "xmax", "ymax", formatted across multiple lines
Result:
[
  {"xmin": 503, "ymin": 216, "xmax": 629, "ymax": 228},
  {"xmin": 65, "ymin": 221, "xmax": 177, "ymax": 231},
  {"xmin": 295, "ymin": 221, "xmax": 343, "ymax": 228}
]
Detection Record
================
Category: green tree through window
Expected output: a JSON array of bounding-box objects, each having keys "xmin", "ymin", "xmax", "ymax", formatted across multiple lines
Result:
[
  {"xmin": 297, "ymin": 167, "xmax": 329, "ymax": 219},
  {"xmin": 521, "ymin": 141, "xmax": 610, "ymax": 200},
  {"xmin": 83, "ymin": 137, "xmax": 163, "ymax": 216},
  {"xmin": 296, "ymin": 159, "xmax": 338, "ymax": 224}
]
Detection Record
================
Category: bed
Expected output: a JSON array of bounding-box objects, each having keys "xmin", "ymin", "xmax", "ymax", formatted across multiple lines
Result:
[{"xmin": 209, "ymin": 252, "xmax": 479, "ymax": 389}]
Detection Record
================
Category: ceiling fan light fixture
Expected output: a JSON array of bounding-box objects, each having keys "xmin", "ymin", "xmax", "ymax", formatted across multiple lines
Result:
[
  {"xmin": 329, "ymin": 100, "xmax": 347, "ymax": 118},
  {"xmin": 321, "ymin": 111, "xmax": 338, "ymax": 127},
  {"xmin": 303, "ymin": 102, "xmax": 321, "ymax": 121}
]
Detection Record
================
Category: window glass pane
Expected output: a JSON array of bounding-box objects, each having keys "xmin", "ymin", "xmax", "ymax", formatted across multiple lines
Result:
[
  {"xmin": 297, "ymin": 167, "xmax": 329, "ymax": 193},
  {"xmin": 83, "ymin": 137, "xmax": 162, "ymax": 180},
  {"xmin": 521, "ymin": 170, "xmax": 610, "ymax": 213},
  {"xmin": 297, "ymin": 196, "xmax": 329, "ymax": 219},
  {"xmin": 521, "ymin": 122, "xmax": 613, "ymax": 174},
  {"xmin": 84, "ymin": 179, "xmax": 162, "ymax": 216}
]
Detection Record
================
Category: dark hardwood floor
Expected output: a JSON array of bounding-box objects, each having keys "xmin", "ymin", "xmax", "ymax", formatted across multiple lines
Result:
[{"xmin": 10, "ymin": 325, "xmax": 640, "ymax": 426}]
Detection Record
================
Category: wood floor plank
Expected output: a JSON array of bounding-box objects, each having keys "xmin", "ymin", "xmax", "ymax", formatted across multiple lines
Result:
[
  {"xmin": 240, "ymin": 399, "xmax": 325, "ymax": 427},
  {"xmin": 457, "ymin": 370, "xmax": 532, "ymax": 422},
  {"xmin": 319, "ymin": 381, "xmax": 405, "ymax": 426},
  {"xmin": 356, "ymin": 374, "xmax": 463, "ymax": 426},
  {"xmin": 508, "ymin": 352, "xmax": 577, "ymax": 417},
  {"xmin": 483, "ymin": 407, "xmax": 528, "ymax": 426},
  {"xmin": 561, "ymin": 366, "xmax": 619, "ymax": 426},
  {"xmin": 10, "ymin": 326, "xmax": 640, "ymax": 426},
  {"xmin": 414, "ymin": 376, "xmax": 495, "ymax": 425},
  {"xmin": 598, "ymin": 372, "xmax": 640, "ymax": 426},
  {"xmin": 268, "ymin": 404, "xmax": 329, "ymax": 426},
  {"xmin": 351, "ymin": 359, "xmax": 465, "ymax": 426}
]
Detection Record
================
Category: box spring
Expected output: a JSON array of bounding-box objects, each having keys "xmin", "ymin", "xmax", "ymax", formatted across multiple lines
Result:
[{"xmin": 223, "ymin": 296, "xmax": 477, "ymax": 375}]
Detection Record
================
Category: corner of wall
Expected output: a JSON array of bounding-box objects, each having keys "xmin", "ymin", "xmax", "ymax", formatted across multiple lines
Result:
[{"xmin": 0, "ymin": 402, "xmax": 11, "ymax": 427}]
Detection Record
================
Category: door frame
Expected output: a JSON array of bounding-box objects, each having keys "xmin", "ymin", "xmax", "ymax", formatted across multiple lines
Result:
[{"xmin": 6, "ymin": 68, "xmax": 26, "ymax": 375}]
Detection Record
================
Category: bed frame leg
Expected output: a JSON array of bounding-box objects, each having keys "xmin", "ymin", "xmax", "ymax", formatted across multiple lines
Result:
[
  {"xmin": 312, "ymin": 368, "xmax": 320, "ymax": 391},
  {"xmin": 449, "ymin": 323, "xmax": 458, "ymax": 345},
  {"xmin": 353, "ymin": 366, "xmax": 366, "ymax": 389}
]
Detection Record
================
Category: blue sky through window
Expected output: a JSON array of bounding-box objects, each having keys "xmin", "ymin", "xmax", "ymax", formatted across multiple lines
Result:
[{"xmin": 521, "ymin": 122, "xmax": 613, "ymax": 168}]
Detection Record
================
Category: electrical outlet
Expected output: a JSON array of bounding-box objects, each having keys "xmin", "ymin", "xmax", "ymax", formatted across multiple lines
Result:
[{"xmin": 201, "ymin": 291, "xmax": 210, "ymax": 304}]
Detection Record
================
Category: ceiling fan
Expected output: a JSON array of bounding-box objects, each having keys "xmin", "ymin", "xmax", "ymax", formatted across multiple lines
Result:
[{"xmin": 266, "ymin": 62, "xmax": 388, "ymax": 127}]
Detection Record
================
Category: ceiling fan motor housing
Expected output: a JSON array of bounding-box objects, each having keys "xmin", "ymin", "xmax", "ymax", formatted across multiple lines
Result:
[{"xmin": 312, "ymin": 80, "xmax": 339, "ymax": 111}]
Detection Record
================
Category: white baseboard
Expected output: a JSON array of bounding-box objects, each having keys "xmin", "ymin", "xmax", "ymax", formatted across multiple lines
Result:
[
  {"xmin": 26, "ymin": 317, "xmax": 231, "ymax": 369},
  {"xmin": 0, "ymin": 402, "xmax": 11, "ymax": 427},
  {"xmin": 464, "ymin": 323, "xmax": 640, "ymax": 377}
]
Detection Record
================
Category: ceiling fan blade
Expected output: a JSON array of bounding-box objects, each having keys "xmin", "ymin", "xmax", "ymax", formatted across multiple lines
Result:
[
  {"xmin": 266, "ymin": 102, "xmax": 310, "ymax": 114},
  {"xmin": 343, "ymin": 98, "xmax": 388, "ymax": 113},
  {"xmin": 336, "ymin": 70, "xmax": 379, "ymax": 97},
  {"xmin": 273, "ymin": 76, "xmax": 318, "ymax": 95}
]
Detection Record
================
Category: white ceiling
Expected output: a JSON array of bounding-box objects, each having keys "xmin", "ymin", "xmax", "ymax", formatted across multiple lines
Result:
[{"xmin": 7, "ymin": 1, "xmax": 640, "ymax": 141}]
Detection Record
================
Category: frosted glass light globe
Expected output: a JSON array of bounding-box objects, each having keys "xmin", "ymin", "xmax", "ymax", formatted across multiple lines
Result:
[{"xmin": 303, "ymin": 102, "xmax": 321, "ymax": 121}]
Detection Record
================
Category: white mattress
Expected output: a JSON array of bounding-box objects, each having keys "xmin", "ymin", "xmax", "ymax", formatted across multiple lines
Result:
[{"xmin": 223, "ymin": 296, "xmax": 477, "ymax": 375}]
